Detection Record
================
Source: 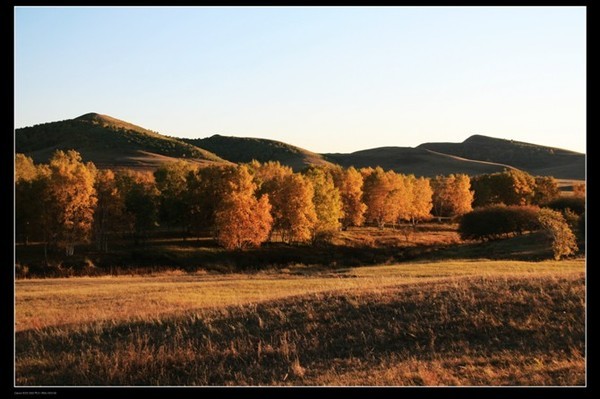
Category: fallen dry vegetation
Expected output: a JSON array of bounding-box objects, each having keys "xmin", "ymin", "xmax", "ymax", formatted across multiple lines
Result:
[{"xmin": 15, "ymin": 259, "xmax": 585, "ymax": 386}]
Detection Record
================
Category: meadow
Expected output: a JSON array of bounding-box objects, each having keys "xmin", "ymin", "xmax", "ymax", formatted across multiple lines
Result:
[{"xmin": 16, "ymin": 258, "xmax": 585, "ymax": 386}]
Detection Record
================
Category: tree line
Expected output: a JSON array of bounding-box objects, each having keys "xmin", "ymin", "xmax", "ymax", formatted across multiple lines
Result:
[{"xmin": 15, "ymin": 150, "xmax": 577, "ymax": 256}]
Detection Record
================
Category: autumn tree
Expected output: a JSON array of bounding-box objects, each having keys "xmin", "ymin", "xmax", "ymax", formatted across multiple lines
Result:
[
  {"xmin": 573, "ymin": 182, "xmax": 585, "ymax": 198},
  {"xmin": 185, "ymin": 165, "xmax": 231, "ymax": 237},
  {"xmin": 331, "ymin": 166, "xmax": 367, "ymax": 228},
  {"xmin": 252, "ymin": 162, "xmax": 315, "ymax": 243},
  {"xmin": 385, "ymin": 171, "xmax": 412, "ymax": 226},
  {"xmin": 532, "ymin": 176, "xmax": 560, "ymax": 205},
  {"xmin": 305, "ymin": 167, "xmax": 343, "ymax": 241},
  {"xmin": 46, "ymin": 150, "xmax": 97, "ymax": 256},
  {"xmin": 116, "ymin": 170, "xmax": 160, "ymax": 245},
  {"xmin": 362, "ymin": 167, "xmax": 392, "ymax": 228},
  {"xmin": 431, "ymin": 174, "xmax": 474, "ymax": 217},
  {"xmin": 538, "ymin": 208, "xmax": 578, "ymax": 260},
  {"xmin": 471, "ymin": 169, "xmax": 536, "ymax": 207},
  {"xmin": 154, "ymin": 160, "xmax": 197, "ymax": 234},
  {"xmin": 408, "ymin": 176, "xmax": 433, "ymax": 224},
  {"xmin": 215, "ymin": 165, "xmax": 273, "ymax": 250}
]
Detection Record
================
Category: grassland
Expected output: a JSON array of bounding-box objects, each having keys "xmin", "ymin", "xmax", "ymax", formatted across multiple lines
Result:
[{"xmin": 15, "ymin": 258, "xmax": 585, "ymax": 386}]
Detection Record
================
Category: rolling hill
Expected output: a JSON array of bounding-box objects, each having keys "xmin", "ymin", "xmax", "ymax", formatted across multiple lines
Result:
[
  {"xmin": 324, "ymin": 147, "xmax": 514, "ymax": 177},
  {"xmin": 15, "ymin": 113, "xmax": 228, "ymax": 170},
  {"xmin": 183, "ymin": 135, "xmax": 333, "ymax": 172},
  {"xmin": 419, "ymin": 135, "xmax": 585, "ymax": 180},
  {"xmin": 15, "ymin": 114, "xmax": 585, "ymax": 180}
]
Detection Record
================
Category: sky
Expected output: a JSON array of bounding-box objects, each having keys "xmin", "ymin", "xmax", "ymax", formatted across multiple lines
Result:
[{"xmin": 15, "ymin": 6, "xmax": 586, "ymax": 154}]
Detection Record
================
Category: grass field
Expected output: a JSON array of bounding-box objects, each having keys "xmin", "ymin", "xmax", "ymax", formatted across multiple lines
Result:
[{"xmin": 15, "ymin": 258, "xmax": 585, "ymax": 386}]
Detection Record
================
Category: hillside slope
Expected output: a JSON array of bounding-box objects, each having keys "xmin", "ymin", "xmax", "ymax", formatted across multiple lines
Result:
[
  {"xmin": 324, "ymin": 147, "xmax": 513, "ymax": 177},
  {"xmin": 419, "ymin": 135, "xmax": 585, "ymax": 179},
  {"xmin": 16, "ymin": 113, "xmax": 227, "ymax": 169},
  {"xmin": 183, "ymin": 135, "xmax": 333, "ymax": 172}
]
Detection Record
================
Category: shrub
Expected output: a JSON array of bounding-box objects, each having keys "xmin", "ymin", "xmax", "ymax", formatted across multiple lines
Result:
[
  {"xmin": 458, "ymin": 205, "xmax": 540, "ymax": 241},
  {"xmin": 538, "ymin": 208, "xmax": 578, "ymax": 260},
  {"xmin": 546, "ymin": 197, "xmax": 585, "ymax": 216}
]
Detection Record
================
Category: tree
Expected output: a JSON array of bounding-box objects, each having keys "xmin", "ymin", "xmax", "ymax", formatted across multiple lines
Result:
[
  {"xmin": 215, "ymin": 165, "xmax": 273, "ymax": 250},
  {"xmin": 408, "ymin": 176, "xmax": 433, "ymax": 224},
  {"xmin": 537, "ymin": 208, "xmax": 578, "ymax": 260},
  {"xmin": 116, "ymin": 170, "xmax": 160, "ymax": 245},
  {"xmin": 46, "ymin": 150, "xmax": 97, "ymax": 256},
  {"xmin": 532, "ymin": 176, "xmax": 559, "ymax": 205},
  {"xmin": 15, "ymin": 154, "xmax": 37, "ymax": 182},
  {"xmin": 362, "ymin": 167, "xmax": 392, "ymax": 228},
  {"xmin": 15, "ymin": 155, "xmax": 49, "ymax": 246},
  {"xmin": 471, "ymin": 169, "xmax": 535, "ymax": 207},
  {"xmin": 306, "ymin": 167, "xmax": 343, "ymax": 241},
  {"xmin": 93, "ymin": 169, "xmax": 126, "ymax": 252},
  {"xmin": 431, "ymin": 174, "xmax": 474, "ymax": 217},
  {"xmin": 276, "ymin": 174, "xmax": 317, "ymax": 243},
  {"xmin": 330, "ymin": 166, "xmax": 367, "ymax": 228},
  {"xmin": 185, "ymin": 165, "xmax": 231, "ymax": 237},
  {"xmin": 386, "ymin": 171, "xmax": 412, "ymax": 226},
  {"xmin": 573, "ymin": 183, "xmax": 585, "ymax": 198},
  {"xmin": 252, "ymin": 162, "xmax": 316, "ymax": 244},
  {"xmin": 154, "ymin": 160, "xmax": 197, "ymax": 234}
]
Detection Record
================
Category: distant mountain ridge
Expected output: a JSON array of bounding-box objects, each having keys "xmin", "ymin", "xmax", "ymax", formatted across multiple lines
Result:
[{"xmin": 15, "ymin": 113, "xmax": 585, "ymax": 180}]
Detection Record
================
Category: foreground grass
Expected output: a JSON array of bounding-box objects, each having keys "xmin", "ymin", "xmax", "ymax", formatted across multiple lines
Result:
[
  {"xmin": 16, "ymin": 265, "xmax": 585, "ymax": 386},
  {"xmin": 16, "ymin": 259, "xmax": 583, "ymax": 331}
]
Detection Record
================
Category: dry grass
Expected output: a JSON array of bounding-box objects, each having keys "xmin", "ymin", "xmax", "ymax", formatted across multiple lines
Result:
[
  {"xmin": 15, "ymin": 259, "xmax": 583, "ymax": 332},
  {"xmin": 15, "ymin": 262, "xmax": 585, "ymax": 386}
]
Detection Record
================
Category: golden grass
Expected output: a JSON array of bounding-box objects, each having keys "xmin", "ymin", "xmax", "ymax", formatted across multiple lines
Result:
[
  {"xmin": 16, "ymin": 258, "xmax": 583, "ymax": 332},
  {"xmin": 15, "ymin": 264, "xmax": 585, "ymax": 386}
]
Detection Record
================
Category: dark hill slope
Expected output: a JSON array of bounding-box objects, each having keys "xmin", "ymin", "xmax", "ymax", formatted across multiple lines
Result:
[
  {"xmin": 419, "ymin": 135, "xmax": 584, "ymax": 179},
  {"xmin": 16, "ymin": 113, "xmax": 227, "ymax": 169},
  {"xmin": 324, "ymin": 147, "xmax": 512, "ymax": 177},
  {"xmin": 183, "ymin": 135, "xmax": 333, "ymax": 172}
]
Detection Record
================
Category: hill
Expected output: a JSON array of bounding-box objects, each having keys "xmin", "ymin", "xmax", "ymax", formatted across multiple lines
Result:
[
  {"xmin": 15, "ymin": 113, "xmax": 228, "ymax": 169},
  {"xmin": 183, "ymin": 134, "xmax": 333, "ymax": 172},
  {"xmin": 419, "ymin": 135, "xmax": 585, "ymax": 179},
  {"xmin": 324, "ymin": 146, "xmax": 513, "ymax": 177}
]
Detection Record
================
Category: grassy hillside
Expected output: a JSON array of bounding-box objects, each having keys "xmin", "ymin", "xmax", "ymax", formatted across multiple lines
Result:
[
  {"xmin": 15, "ymin": 259, "xmax": 584, "ymax": 385},
  {"xmin": 15, "ymin": 113, "xmax": 227, "ymax": 169},
  {"xmin": 419, "ymin": 135, "xmax": 585, "ymax": 179},
  {"xmin": 183, "ymin": 134, "xmax": 333, "ymax": 171},
  {"xmin": 324, "ymin": 146, "xmax": 512, "ymax": 176}
]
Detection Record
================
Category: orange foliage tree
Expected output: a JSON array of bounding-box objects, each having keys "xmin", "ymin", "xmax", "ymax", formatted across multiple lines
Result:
[{"xmin": 215, "ymin": 165, "xmax": 273, "ymax": 250}]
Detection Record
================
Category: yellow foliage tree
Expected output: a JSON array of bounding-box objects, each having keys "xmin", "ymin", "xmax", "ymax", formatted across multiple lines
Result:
[
  {"xmin": 431, "ymin": 174, "xmax": 474, "ymax": 217},
  {"xmin": 215, "ymin": 165, "xmax": 273, "ymax": 250},
  {"xmin": 331, "ymin": 166, "xmax": 367, "ymax": 228},
  {"xmin": 46, "ymin": 150, "xmax": 97, "ymax": 256},
  {"xmin": 408, "ymin": 176, "xmax": 433, "ymax": 223},
  {"xmin": 306, "ymin": 167, "xmax": 343, "ymax": 241}
]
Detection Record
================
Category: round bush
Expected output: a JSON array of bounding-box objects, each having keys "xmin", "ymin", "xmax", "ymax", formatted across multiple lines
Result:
[{"xmin": 459, "ymin": 205, "xmax": 540, "ymax": 241}]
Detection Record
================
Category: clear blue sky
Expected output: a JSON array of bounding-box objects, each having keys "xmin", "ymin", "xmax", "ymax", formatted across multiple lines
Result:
[{"xmin": 15, "ymin": 6, "xmax": 586, "ymax": 154}]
